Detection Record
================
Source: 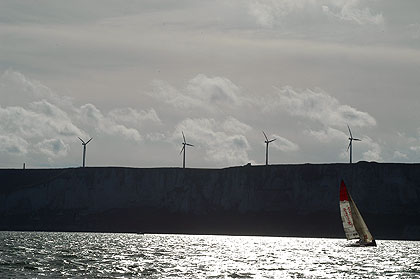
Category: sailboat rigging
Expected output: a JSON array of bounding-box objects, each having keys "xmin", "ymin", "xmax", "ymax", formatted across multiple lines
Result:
[{"xmin": 339, "ymin": 180, "xmax": 376, "ymax": 247}]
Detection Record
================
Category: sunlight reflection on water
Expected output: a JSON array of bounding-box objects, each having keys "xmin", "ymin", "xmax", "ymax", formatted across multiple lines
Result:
[{"xmin": 0, "ymin": 231, "xmax": 419, "ymax": 278}]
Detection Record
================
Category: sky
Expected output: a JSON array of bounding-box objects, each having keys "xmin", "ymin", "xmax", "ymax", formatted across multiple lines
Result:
[{"xmin": 1, "ymin": 0, "xmax": 420, "ymax": 168}]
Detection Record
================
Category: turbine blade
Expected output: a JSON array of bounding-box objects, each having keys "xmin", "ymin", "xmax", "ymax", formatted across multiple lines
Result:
[
  {"xmin": 182, "ymin": 131, "xmax": 186, "ymax": 143},
  {"xmin": 268, "ymin": 138, "xmax": 276, "ymax": 143},
  {"xmin": 262, "ymin": 131, "xmax": 268, "ymax": 141},
  {"xmin": 347, "ymin": 124, "xmax": 353, "ymax": 138},
  {"xmin": 86, "ymin": 138, "xmax": 93, "ymax": 144},
  {"xmin": 78, "ymin": 137, "xmax": 85, "ymax": 144},
  {"xmin": 354, "ymin": 138, "xmax": 361, "ymax": 141},
  {"xmin": 347, "ymin": 141, "xmax": 351, "ymax": 151},
  {"xmin": 186, "ymin": 143, "xmax": 194, "ymax": 147},
  {"xmin": 180, "ymin": 145, "xmax": 185, "ymax": 154}
]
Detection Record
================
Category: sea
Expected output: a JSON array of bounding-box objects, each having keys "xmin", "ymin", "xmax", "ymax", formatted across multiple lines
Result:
[{"xmin": 0, "ymin": 231, "xmax": 419, "ymax": 278}]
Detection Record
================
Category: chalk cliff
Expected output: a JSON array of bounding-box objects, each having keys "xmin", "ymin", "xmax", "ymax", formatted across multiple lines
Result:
[{"xmin": 0, "ymin": 162, "xmax": 419, "ymax": 240}]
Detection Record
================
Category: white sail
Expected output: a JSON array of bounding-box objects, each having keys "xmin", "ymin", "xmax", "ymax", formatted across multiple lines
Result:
[
  {"xmin": 349, "ymin": 195, "xmax": 374, "ymax": 244},
  {"xmin": 339, "ymin": 196, "xmax": 359, "ymax": 240}
]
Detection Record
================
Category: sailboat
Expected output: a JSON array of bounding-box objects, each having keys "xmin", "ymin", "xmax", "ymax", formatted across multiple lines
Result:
[{"xmin": 339, "ymin": 180, "xmax": 377, "ymax": 247}]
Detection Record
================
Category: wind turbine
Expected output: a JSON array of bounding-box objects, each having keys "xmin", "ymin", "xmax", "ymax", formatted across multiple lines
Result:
[
  {"xmin": 78, "ymin": 137, "xmax": 93, "ymax": 168},
  {"xmin": 180, "ymin": 131, "xmax": 194, "ymax": 168},
  {"xmin": 347, "ymin": 125, "xmax": 361, "ymax": 164},
  {"xmin": 263, "ymin": 131, "xmax": 276, "ymax": 166}
]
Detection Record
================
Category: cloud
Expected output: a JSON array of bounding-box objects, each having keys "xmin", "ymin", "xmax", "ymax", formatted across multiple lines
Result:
[
  {"xmin": 271, "ymin": 135, "xmax": 299, "ymax": 152},
  {"xmin": 410, "ymin": 146, "xmax": 420, "ymax": 153},
  {"xmin": 151, "ymin": 80, "xmax": 198, "ymax": 110},
  {"xmin": 248, "ymin": 0, "xmax": 384, "ymax": 28},
  {"xmin": 79, "ymin": 104, "xmax": 142, "ymax": 142},
  {"xmin": 222, "ymin": 116, "xmax": 252, "ymax": 134},
  {"xmin": 307, "ymin": 127, "xmax": 382, "ymax": 162},
  {"xmin": 248, "ymin": 0, "xmax": 314, "ymax": 28},
  {"xmin": 393, "ymin": 151, "xmax": 408, "ymax": 160},
  {"xmin": 305, "ymin": 127, "xmax": 347, "ymax": 143},
  {"xmin": 150, "ymin": 74, "xmax": 378, "ymax": 164},
  {"xmin": 407, "ymin": 23, "xmax": 420, "ymax": 39},
  {"xmin": 322, "ymin": 0, "xmax": 384, "ymax": 25},
  {"xmin": 0, "ymin": 70, "xmax": 160, "ymax": 165},
  {"xmin": 304, "ymin": 127, "xmax": 382, "ymax": 161},
  {"xmin": 174, "ymin": 117, "xmax": 252, "ymax": 165},
  {"xmin": 108, "ymin": 108, "xmax": 161, "ymax": 126},
  {"xmin": 0, "ymin": 70, "xmax": 73, "ymax": 108},
  {"xmin": 146, "ymin": 132, "xmax": 166, "ymax": 142},
  {"xmin": 151, "ymin": 74, "xmax": 244, "ymax": 113},
  {"xmin": 0, "ymin": 103, "xmax": 83, "ymax": 140},
  {"xmin": 187, "ymin": 74, "xmax": 242, "ymax": 106},
  {"xmin": 361, "ymin": 136, "xmax": 382, "ymax": 161},
  {"xmin": 29, "ymin": 100, "xmax": 84, "ymax": 137},
  {"xmin": 337, "ymin": 135, "xmax": 382, "ymax": 162},
  {"xmin": 0, "ymin": 134, "xmax": 29, "ymax": 155},
  {"xmin": 267, "ymin": 86, "xmax": 376, "ymax": 128},
  {"xmin": 35, "ymin": 138, "xmax": 69, "ymax": 158}
]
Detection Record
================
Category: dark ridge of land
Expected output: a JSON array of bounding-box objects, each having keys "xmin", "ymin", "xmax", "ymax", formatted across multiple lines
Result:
[{"xmin": 0, "ymin": 162, "xmax": 419, "ymax": 240}]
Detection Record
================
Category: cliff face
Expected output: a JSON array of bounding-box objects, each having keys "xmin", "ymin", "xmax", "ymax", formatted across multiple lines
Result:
[{"xmin": 0, "ymin": 162, "xmax": 419, "ymax": 240}]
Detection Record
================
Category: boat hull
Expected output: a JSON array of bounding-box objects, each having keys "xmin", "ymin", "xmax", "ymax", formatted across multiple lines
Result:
[{"xmin": 347, "ymin": 239, "xmax": 377, "ymax": 247}]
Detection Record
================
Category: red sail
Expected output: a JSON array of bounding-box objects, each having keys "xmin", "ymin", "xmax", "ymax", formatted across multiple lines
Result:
[{"xmin": 339, "ymin": 180, "xmax": 349, "ymax": 201}]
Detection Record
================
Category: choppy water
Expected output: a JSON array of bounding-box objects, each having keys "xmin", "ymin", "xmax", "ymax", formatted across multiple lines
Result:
[{"xmin": 0, "ymin": 231, "xmax": 419, "ymax": 278}]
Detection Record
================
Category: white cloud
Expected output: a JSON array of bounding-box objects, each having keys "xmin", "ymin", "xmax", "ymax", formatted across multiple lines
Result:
[
  {"xmin": 108, "ymin": 108, "xmax": 161, "ymax": 126},
  {"xmin": 248, "ymin": 0, "xmax": 384, "ymax": 28},
  {"xmin": 407, "ymin": 23, "xmax": 420, "ymax": 39},
  {"xmin": 248, "ymin": 1, "xmax": 276, "ymax": 28},
  {"xmin": 146, "ymin": 132, "xmax": 166, "ymax": 142},
  {"xmin": 29, "ymin": 100, "xmax": 83, "ymax": 137},
  {"xmin": 0, "ymin": 134, "xmax": 29, "ymax": 155},
  {"xmin": 248, "ymin": 0, "xmax": 316, "ymax": 28},
  {"xmin": 174, "ymin": 117, "xmax": 252, "ymax": 165},
  {"xmin": 393, "ymin": 151, "xmax": 408, "ymax": 160},
  {"xmin": 0, "ymin": 103, "xmax": 83, "ymax": 140},
  {"xmin": 361, "ymin": 136, "xmax": 382, "ymax": 162},
  {"xmin": 0, "ymin": 70, "xmax": 73, "ymax": 108},
  {"xmin": 186, "ymin": 74, "xmax": 242, "ymax": 106},
  {"xmin": 222, "ymin": 116, "xmax": 252, "ymax": 134},
  {"xmin": 0, "ymin": 70, "xmax": 159, "ymax": 165},
  {"xmin": 151, "ymin": 74, "xmax": 244, "ymax": 113},
  {"xmin": 79, "ymin": 104, "xmax": 142, "ymax": 142},
  {"xmin": 271, "ymin": 135, "xmax": 299, "ymax": 152},
  {"xmin": 307, "ymin": 127, "xmax": 382, "ymax": 162},
  {"xmin": 329, "ymin": 130, "xmax": 382, "ymax": 162},
  {"xmin": 305, "ymin": 127, "xmax": 346, "ymax": 143},
  {"xmin": 268, "ymin": 86, "xmax": 376, "ymax": 128},
  {"xmin": 322, "ymin": 0, "xmax": 384, "ymax": 25},
  {"xmin": 410, "ymin": 146, "xmax": 420, "ymax": 153},
  {"xmin": 35, "ymin": 138, "xmax": 69, "ymax": 158},
  {"xmin": 78, "ymin": 103, "xmax": 102, "ymax": 127},
  {"xmin": 362, "ymin": 149, "xmax": 381, "ymax": 162}
]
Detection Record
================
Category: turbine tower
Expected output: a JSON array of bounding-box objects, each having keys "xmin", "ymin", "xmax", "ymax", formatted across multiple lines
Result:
[
  {"xmin": 180, "ymin": 132, "xmax": 193, "ymax": 168},
  {"xmin": 347, "ymin": 125, "xmax": 361, "ymax": 164},
  {"xmin": 263, "ymin": 131, "xmax": 276, "ymax": 166},
  {"xmin": 78, "ymin": 137, "xmax": 93, "ymax": 168}
]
